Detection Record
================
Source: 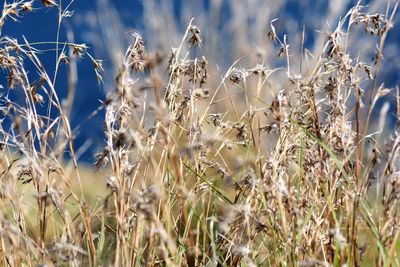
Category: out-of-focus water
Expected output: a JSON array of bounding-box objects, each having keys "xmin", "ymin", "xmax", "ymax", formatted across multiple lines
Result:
[
  {"xmin": 1, "ymin": 0, "xmax": 399, "ymax": 162},
  {"xmin": 2, "ymin": 1, "xmax": 143, "ymax": 162}
]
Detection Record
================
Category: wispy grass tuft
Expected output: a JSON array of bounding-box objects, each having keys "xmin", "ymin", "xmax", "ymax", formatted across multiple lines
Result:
[{"xmin": 0, "ymin": 1, "xmax": 399, "ymax": 266}]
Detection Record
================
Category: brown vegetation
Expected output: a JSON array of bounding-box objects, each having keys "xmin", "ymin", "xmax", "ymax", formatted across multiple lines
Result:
[{"xmin": 0, "ymin": 1, "xmax": 399, "ymax": 266}]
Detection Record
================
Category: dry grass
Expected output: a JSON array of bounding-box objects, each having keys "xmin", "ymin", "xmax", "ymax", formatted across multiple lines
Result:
[{"xmin": 0, "ymin": 1, "xmax": 400, "ymax": 266}]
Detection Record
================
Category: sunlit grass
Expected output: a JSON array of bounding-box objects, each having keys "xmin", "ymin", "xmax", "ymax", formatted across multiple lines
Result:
[{"xmin": 0, "ymin": 1, "xmax": 399, "ymax": 266}]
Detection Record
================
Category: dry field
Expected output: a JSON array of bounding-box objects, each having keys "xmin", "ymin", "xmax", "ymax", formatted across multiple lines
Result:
[{"xmin": 0, "ymin": 0, "xmax": 400, "ymax": 266}]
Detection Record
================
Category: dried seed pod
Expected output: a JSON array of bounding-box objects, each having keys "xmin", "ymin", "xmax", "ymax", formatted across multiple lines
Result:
[
  {"xmin": 41, "ymin": 0, "xmax": 57, "ymax": 7},
  {"xmin": 267, "ymin": 18, "xmax": 279, "ymax": 42},
  {"xmin": 21, "ymin": 1, "xmax": 34, "ymax": 13},
  {"xmin": 192, "ymin": 88, "xmax": 209, "ymax": 99},
  {"xmin": 229, "ymin": 68, "xmax": 244, "ymax": 84},
  {"xmin": 188, "ymin": 25, "xmax": 202, "ymax": 47},
  {"xmin": 106, "ymin": 176, "xmax": 120, "ymax": 192},
  {"xmin": 71, "ymin": 44, "xmax": 87, "ymax": 57},
  {"xmin": 59, "ymin": 52, "xmax": 69, "ymax": 64},
  {"xmin": 126, "ymin": 33, "xmax": 146, "ymax": 72}
]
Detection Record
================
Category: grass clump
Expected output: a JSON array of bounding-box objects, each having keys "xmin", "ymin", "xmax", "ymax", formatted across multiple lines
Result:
[{"xmin": 0, "ymin": 1, "xmax": 400, "ymax": 266}]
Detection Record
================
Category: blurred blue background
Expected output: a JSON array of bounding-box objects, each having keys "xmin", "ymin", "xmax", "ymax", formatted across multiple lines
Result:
[{"xmin": 2, "ymin": 0, "xmax": 399, "ymax": 162}]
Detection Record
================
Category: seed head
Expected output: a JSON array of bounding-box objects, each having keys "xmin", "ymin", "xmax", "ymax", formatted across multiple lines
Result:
[
  {"xmin": 188, "ymin": 25, "xmax": 202, "ymax": 47},
  {"xmin": 41, "ymin": 0, "xmax": 57, "ymax": 7},
  {"xmin": 72, "ymin": 44, "xmax": 88, "ymax": 57},
  {"xmin": 229, "ymin": 68, "xmax": 244, "ymax": 84},
  {"xmin": 126, "ymin": 33, "xmax": 146, "ymax": 72},
  {"xmin": 59, "ymin": 52, "xmax": 68, "ymax": 64},
  {"xmin": 21, "ymin": 1, "xmax": 35, "ymax": 13}
]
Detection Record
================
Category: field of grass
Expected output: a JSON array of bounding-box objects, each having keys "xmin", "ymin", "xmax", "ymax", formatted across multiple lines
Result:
[{"xmin": 0, "ymin": 0, "xmax": 400, "ymax": 266}]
